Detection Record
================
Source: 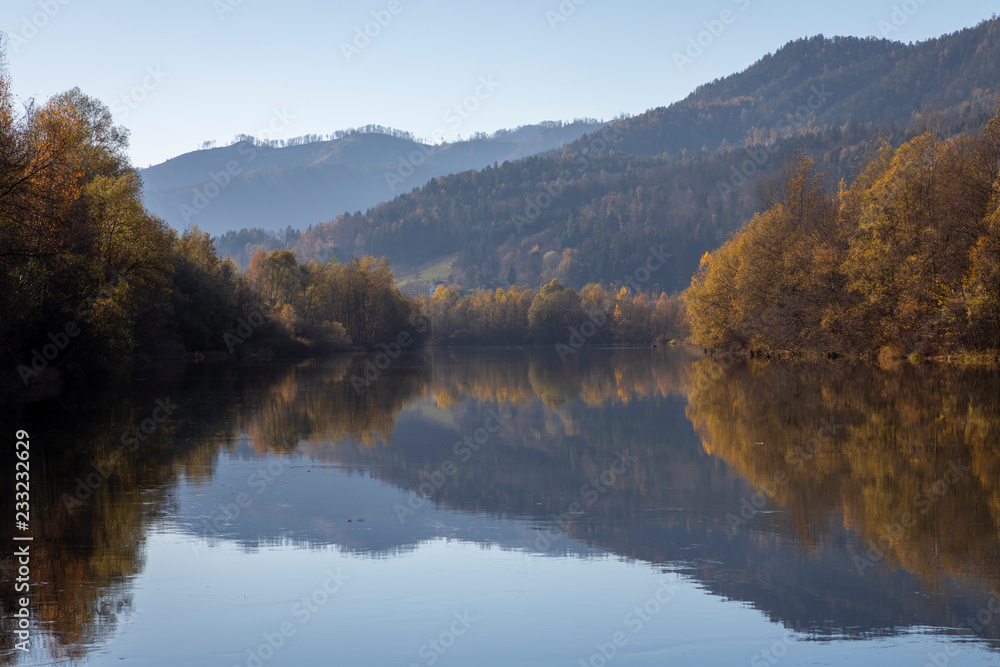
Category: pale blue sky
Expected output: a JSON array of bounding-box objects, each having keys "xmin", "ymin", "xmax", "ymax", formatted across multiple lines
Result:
[{"xmin": 3, "ymin": 0, "xmax": 996, "ymax": 167}]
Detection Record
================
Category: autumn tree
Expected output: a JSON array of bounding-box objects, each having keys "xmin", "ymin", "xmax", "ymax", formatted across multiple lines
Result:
[
  {"xmin": 171, "ymin": 226, "xmax": 245, "ymax": 351},
  {"xmin": 527, "ymin": 279, "xmax": 584, "ymax": 342},
  {"xmin": 686, "ymin": 121, "xmax": 1000, "ymax": 357},
  {"xmin": 247, "ymin": 249, "xmax": 303, "ymax": 309}
]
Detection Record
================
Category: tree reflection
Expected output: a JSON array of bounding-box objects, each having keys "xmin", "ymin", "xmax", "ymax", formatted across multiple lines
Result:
[
  {"xmin": 684, "ymin": 358, "xmax": 1000, "ymax": 589},
  {"xmin": 4, "ymin": 348, "xmax": 1000, "ymax": 663}
]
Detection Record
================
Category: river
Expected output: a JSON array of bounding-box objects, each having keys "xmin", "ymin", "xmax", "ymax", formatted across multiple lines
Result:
[{"xmin": 2, "ymin": 347, "xmax": 999, "ymax": 666}]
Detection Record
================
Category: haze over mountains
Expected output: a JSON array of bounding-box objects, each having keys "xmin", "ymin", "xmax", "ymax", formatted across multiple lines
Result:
[
  {"xmin": 139, "ymin": 120, "xmax": 609, "ymax": 234},
  {"xmin": 144, "ymin": 17, "xmax": 1000, "ymax": 293}
]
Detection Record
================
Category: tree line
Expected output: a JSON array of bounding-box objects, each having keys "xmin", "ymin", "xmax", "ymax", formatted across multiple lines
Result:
[
  {"xmin": 227, "ymin": 125, "xmax": 418, "ymax": 149},
  {"xmin": 414, "ymin": 280, "xmax": 688, "ymax": 349},
  {"xmin": 684, "ymin": 116, "xmax": 1000, "ymax": 359}
]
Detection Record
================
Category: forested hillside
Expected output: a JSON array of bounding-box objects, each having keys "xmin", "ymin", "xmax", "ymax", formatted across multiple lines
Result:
[{"xmin": 231, "ymin": 19, "xmax": 1000, "ymax": 293}]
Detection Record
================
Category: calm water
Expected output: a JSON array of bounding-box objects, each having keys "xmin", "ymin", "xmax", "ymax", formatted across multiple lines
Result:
[{"xmin": 3, "ymin": 348, "xmax": 1000, "ymax": 666}]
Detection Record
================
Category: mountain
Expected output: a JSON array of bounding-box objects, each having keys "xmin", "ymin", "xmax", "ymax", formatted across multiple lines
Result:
[
  {"xmin": 289, "ymin": 18, "xmax": 1000, "ymax": 292},
  {"xmin": 139, "ymin": 120, "xmax": 609, "ymax": 235},
  {"xmin": 579, "ymin": 24, "xmax": 1000, "ymax": 158}
]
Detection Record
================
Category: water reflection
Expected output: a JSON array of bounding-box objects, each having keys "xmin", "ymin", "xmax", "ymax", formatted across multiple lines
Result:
[{"xmin": 2, "ymin": 348, "xmax": 1000, "ymax": 664}]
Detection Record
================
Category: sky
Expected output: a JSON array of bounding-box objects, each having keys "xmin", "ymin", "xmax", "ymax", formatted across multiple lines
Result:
[{"xmin": 2, "ymin": 0, "xmax": 997, "ymax": 167}]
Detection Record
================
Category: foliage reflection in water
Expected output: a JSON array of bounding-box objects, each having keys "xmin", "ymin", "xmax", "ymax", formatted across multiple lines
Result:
[{"xmin": 2, "ymin": 348, "xmax": 1000, "ymax": 665}]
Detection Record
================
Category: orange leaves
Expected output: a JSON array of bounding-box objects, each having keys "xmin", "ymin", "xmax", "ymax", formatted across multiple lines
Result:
[{"xmin": 685, "ymin": 116, "xmax": 1000, "ymax": 355}]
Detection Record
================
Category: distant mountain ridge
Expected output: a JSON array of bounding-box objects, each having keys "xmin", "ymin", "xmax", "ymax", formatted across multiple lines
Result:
[
  {"xmin": 139, "ymin": 120, "xmax": 609, "ymax": 234},
  {"xmin": 162, "ymin": 17, "xmax": 1000, "ymax": 294},
  {"xmin": 309, "ymin": 18, "xmax": 1000, "ymax": 292}
]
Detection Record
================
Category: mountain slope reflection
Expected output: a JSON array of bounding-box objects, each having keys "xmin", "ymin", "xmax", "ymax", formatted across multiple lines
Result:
[{"xmin": 177, "ymin": 349, "xmax": 1000, "ymax": 643}]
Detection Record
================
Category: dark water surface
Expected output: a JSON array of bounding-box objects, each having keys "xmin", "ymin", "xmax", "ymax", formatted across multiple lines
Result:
[{"xmin": 3, "ymin": 348, "xmax": 1000, "ymax": 666}]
